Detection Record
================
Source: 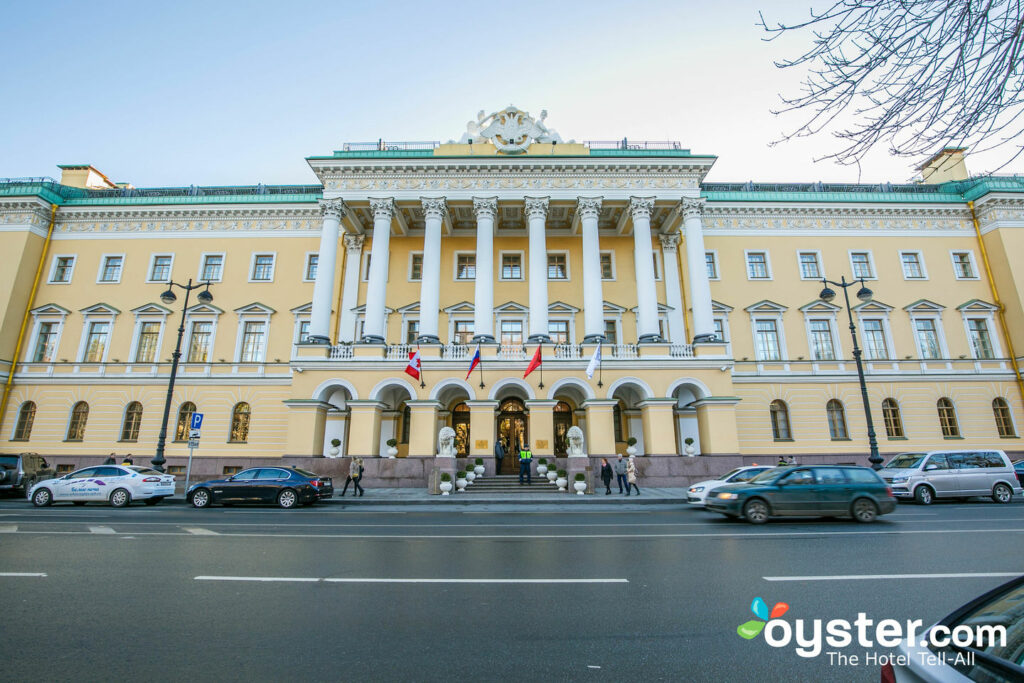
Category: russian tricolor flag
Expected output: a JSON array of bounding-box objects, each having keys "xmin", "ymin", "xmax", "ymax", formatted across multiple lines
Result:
[{"xmin": 465, "ymin": 343, "xmax": 481, "ymax": 380}]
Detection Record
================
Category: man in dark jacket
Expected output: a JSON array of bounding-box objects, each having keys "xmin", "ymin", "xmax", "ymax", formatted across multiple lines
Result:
[
  {"xmin": 614, "ymin": 455, "xmax": 628, "ymax": 494},
  {"xmin": 494, "ymin": 438, "xmax": 506, "ymax": 475}
]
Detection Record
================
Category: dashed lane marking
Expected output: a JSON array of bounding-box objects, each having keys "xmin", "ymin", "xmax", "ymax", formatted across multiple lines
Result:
[
  {"xmin": 195, "ymin": 576, "xmax": 629, "ymax": 584},
  {"xmin": 764, "ymin": 572, "xmax": 1021, "ymax": 581},
  {"xmin": 88, "ymin": 526, "xmax": 115, "ymax": 534},
  {"xmin": 183, "ymin": 527, "xmax": 219, "ymax": 535},
  {"xmin": 0, "ymin": 572, "xmax": 46, "ymax": 577},
  {"xmin": 0, "ymin": 524, "xmax": 16, "ymax": 533}
]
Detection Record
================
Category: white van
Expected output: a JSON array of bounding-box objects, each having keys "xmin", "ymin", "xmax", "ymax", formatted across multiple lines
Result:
[{"xmin": 879, "ymin": 450, "xmax": 1022, "ymax": 504}]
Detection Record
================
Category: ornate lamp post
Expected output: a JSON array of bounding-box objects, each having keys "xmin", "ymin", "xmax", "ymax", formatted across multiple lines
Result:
[
  {"xmin": 152, "ymin": 279, "xmax": 213, "ymax": 472},
  {"xmin": 819, "ymin": 276, "xmax": 883, "ymax": 470}
]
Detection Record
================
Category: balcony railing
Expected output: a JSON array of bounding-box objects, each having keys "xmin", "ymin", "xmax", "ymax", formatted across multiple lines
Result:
[
  {"xmin": 608, "ymin": 344, "xmax": 638, "ymax": 359},
  {"xmin": 329, "ymin": 345, "xmax": 353, "ymax": 360}
]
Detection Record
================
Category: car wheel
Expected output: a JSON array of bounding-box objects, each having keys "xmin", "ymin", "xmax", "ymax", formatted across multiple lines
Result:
[
  {"xmin": 914, "ymin": 485, "xmax": 934, "ymax": 505},
  {"xmin": 190, "ymin": 489, "xmax": 211, "ymax": 508},
  {"xmin": 109, "ymin": 488, "xmax": 131, "ymax": 508},
  {"xmin": 742, "ymin": 498, "xmax": 770, "ymax": 524},
  {"xmin": 32, "ymin": 488, "xmax": 52, "ymax": 507},
  {"xmin": 277, "ymin": 489, "xmax": 298, "ymax": 509},
  {"xmin": 144, "ymin": 497, "xmax": 164, "ymax": 506},
  {"xmin": 23, "ymin": 476, "xmax": 37, "ymax": 494},
  {"xmin": 851, "ymin": 498, "xmax": 878, "ymax": 523},
  {"xmin": 992, "ymin": 483, "xmax": 1013, "ymax": 504}
]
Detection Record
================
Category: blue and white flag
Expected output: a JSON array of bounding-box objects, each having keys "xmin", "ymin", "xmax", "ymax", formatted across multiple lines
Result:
[{"xmin": 585, "ymin": 341, "xmax": 602, "ymax": 379}]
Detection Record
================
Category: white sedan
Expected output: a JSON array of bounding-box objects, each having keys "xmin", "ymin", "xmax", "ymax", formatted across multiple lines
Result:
[
  {"xmin": 687, "ymin": 466, "xmax": 774, "ymax": 506},
  {"xmin": 29, "ymin": 465, "xmax": 175, "ymax": 507}
]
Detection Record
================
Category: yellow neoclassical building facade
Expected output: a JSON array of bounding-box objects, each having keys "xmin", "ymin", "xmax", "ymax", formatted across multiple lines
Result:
[{"xmin": 1, "ymin": 109, "xmax": 1021, "ymax": 485}]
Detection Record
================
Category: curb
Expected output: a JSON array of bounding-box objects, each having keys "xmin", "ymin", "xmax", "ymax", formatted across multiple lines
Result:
[{"xmin": 154, "ymin": 494, "xmax": 688, "ymax": 507}]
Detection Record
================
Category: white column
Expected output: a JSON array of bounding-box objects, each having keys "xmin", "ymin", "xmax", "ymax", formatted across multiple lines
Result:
[
  {"xmin": 418, "ymin": 197, "xmax": 446, "ymax": 343},
  {"xmin": 659, "ymin": 233, "xmax": 686, "ymax": 344},
  {"xmin": 472, "ymin": 197, "xmax": 497, "ymax": 342},
  {"xmin": 525, "ymin": 196, "xmax": 550, "ymax": 342},
  {"xmin": 681, "ymin": 197, "xmax": 716, "ymax": 342},
  {"xmin": 577, "ymin": 197, "xmax": 605, "ymax": 341},
  {"xmin": 630, "ymin": 196, "xmax": 661, "ymax": 342},
  {"xmin": 309, "ymin": 198, "xmax": 346, "ymax": 343},
  {"xmin": 362, "ymin": 197, "xmax": 394, "ymax": 343},
  {"xmin": 337, "ymin": 234, "xmax": 364, "ymax": 342}
]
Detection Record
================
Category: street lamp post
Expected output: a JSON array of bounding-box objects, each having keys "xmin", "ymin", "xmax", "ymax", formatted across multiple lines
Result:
[
  {"xmin": 152, "ymin": 279, "xmax": 213, "ymax": 472},
  {"xmin": 818, "ymin": 275, "xmax": 883, "ymax": 470}
]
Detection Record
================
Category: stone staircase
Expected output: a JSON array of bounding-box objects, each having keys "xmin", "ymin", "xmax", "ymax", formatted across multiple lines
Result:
[{"xmin": 460, "ymin": 474, "xmax": 562, "ymax": 493}]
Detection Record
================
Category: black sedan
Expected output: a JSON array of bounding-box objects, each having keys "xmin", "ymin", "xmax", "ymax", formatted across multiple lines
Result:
[
  {"xmin": 1014, "ymin": 460, "xmax": 1024, "ymax": 488},
  {"xmin": 187, "ymin": 467, "xmax": 333, "ymax": 509}
]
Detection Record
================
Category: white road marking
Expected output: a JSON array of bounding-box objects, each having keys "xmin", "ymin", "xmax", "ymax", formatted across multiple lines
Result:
[
  {"xmin": 88, "ymin": 526, "xmax": 115, "ymax": 534},
  {"xmin": 0, "ymin": 572, "xmax": 46, "ymax": 577},
  {"xmin": 183, "ymin": 527, "xmax": 219, "ymax": 535},
  {"xmin": 0, "ymin": 524, "xmax": 17, "ymax": 533},
  {"xmin": 195, "ymin": 576, "xmax": 628, "ymax": 584},
  {"xmin": 195, "ymin": 576, "xmax": 320, "ymax": 582},
  {"xmin": 764, "ymin": 572, "xmax": 1021, "ymax": 582}
]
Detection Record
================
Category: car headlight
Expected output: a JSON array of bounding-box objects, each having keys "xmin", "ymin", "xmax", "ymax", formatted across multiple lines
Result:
[
  {"xmin": 689, "ymin": 486, "xmax": 704, "ymax": 493},
  {"xmin": 891, "ymin": 476, "xmax": 908, "ymax": 483},
  {"xmin": 716, "ymin": 492, "xmax": 738, "ymax": 500}
]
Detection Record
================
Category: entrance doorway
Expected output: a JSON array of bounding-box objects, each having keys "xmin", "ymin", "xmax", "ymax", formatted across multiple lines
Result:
[
  {"xmin": 452, "ymin": 403, "xmax": 470, "ymax": 457},
  {"xmin": 552, "ymin": 401, "xmax": 573, "ymax": 456},
  {"xmin": 496, "ymin": 398, "xmax": 528, "ymax": 474}
]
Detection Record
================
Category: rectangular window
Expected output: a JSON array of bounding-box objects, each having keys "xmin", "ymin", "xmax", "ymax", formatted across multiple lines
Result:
[
  {"xmin": 405, "ymin": 320, "xmax": 420, "ymax": 344},
  {"xmin": 251, "ymin": 254, "xmax": 274, "ymax": 281},
  {"xmin": 456, "ymin": 254, "xmax": 476, "ymax": 280},
  {"xmin": 808, "ymin": 320, "xmax": 836, "ymax": 360},
  {"xmin": 298, "ymin": 320, "xmax": 310, "ymax": 343},
  {"xmin": 900, "ymin": 252, "xmax": 924, "ymax": 279},
  {"xmin": 968, "ymin": 318, "xmax": 995, "ymax": 359},
  {"xmin": 240, "ymin": 321, "xmax": 266, "ymax": 362},
  {"xmin": 409, "ymin": 253, "xmax": 423, "ymax": 281},
  {"xmin": 604, "ymin": 320, "xmax": 618, "ymax": 344},
  {"xmin": 84, "ymin": 322, "xmax": 109, "ymax": 362},
  {"xmin": 914, "ymin": 318, "xmax": 941, "ymax": 359},
  {"xmin": 51, "ymin": 256, "xmax": 75, "ymax": 283},
  {"xmin": 187, "ymin": 322, "xmax": 212, "ymax": 362},
  {"xmin": 952, "ymin": 251, "xmax": 976, "ymax": 279},
  {"xmin": 149, "ymin": 255, "xmax": 173, "ymax": 282},
  {"xmin": 305, "ymin": 254, "xmax": 319, "ymax": 281},
  {"xmin": 453, "ymin": 321, "xmax": 474, "ymax": 344},
  {"xmin": 33, "ymin": 322, "xmax": 58, "ymax": 362},
  {"xmin": 600, "ymin": 252, "xmax": 615, "ymax": 279},
  {"xmin": 746, "ymin": 252, "xmax": 769, "ymax": 279},
  {"xmin": 755, "ymin": 320, "xmax": 781, "ymax": 360},
  {"xmin": 201, "ymin": 254, "xmax": 223, "ymax": 281},
  {"xmin": 135, "ymin": 322, "xmax": 161, "ymax": 362},
  {"xmin": 850, "ymin": 252, "xmax": 874, "ymax": 279},
  {"xmin": 500, "ymin": 320, "xmax": 523, "ymax": 347},
  {"xmin": 501, "ymin": 253, "xmax": 522, "ymax": 280},
  {"xmin": 705, "ymin": 252, "xmax": 718, "ymax": 279},
  {"xmin": 798, "ymin": 252, "xmax": 821, "ymax": 279},
  {"xmin": 547, "ymin": 253, "xmax": 567, "ymax": 280},
  {"xmin": 713, "ymin": 319, "xmax": 726, "ymax": 342},
  {"xmin": 548, "ymin": 320, "xmax": 569, "ymax": 344},
  {"xmin": 861, "ymin": 319, "xmax": 889, "ymax": 360},
  {"xmin": 99, "ymin": 256, "xmax": 123, "ymax": 283}
]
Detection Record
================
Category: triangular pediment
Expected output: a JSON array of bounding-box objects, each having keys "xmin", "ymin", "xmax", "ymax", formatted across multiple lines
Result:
[
  {"xmin": 30, "ymin": 303, "xmax": 71, "ymax": 316},
  {"xmin": 235, "ymin": 302, "xmax": 276, "ymax": 315},
  {"xmin": 629, "ymin": 302, "xmax": 673, "ymax": 313},
  {"xmin": 351, "ymin": 304, "xmax": 394, "ymax": 314},
  {"xmin": 799, "ymin": 300, "xmax": 841, "ymax": 313},
  {"xmin": 711, "ymin": 300, "xmax": 733, "ymax": 313},
  {"xmin": 903, "ymin": 299, "xmax": 944, "ymax": 313},
  {"xmin": 548, "ymin": 301, "xmax": 580, "ymax": 313},
  {"xmin": 853, "ymin": 299, "xmax": 893, "ymax": 313},
  {"xmin": 443, "ymin": 301, "xmax": 475, "ymax": 314},
  {"xmin": 186, "ymin": 303, "xmax": 224, "ymax": 315},
  {"xmin": 956, "ymin": 299, "xmax": 998, "ymax": 312},
  {"xmin": 131, "ymin": 303, "xmax": 173, "ymax": 316},
  {"xmin": 397, "ymin": 302, "xmax": 420, "ymax": 314},
  {"xmin": 290, "ymin": 302, "xmax": 313, "ymax": 314},
  {"xmin": 494, "ymin": 301, "xmax": 529, "ymax": 313},
  {"xmin": 602, "ymin": 301, "xmax": 627, "ymax": 314},
  {"xmin": 80, "ymin": 303, "xmax": 121, "ymax": 315},
  {"xmin": 744, "ymin": 300, "xmax": 787, "ymax": 313}
]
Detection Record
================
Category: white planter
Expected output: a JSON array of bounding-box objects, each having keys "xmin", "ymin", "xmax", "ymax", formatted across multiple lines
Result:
[
  {"xmin": 537, "ymin": 464, "xmax": 548, "ymax": 476},
  {"xmin": 573, "ymin": 481, "xmax": 587, "ymax": 495},
  {"xmin": 473, "ymin": 464, "xmax": 484, "ymax": 478},
  {"xmin": 685, "ymin": 445, "xmax": 696, "ymax": 456},
  {"xmin": 466, "ymin": 471, "xmax": 476, "ymax": 484},
  {"xmin": 439, "ymin": 481, "xmax": 453, "ymax": 495},
  {"xmin": 626, "ymin": 445, "xmax": 638, "ymax": 456},
  {"xmin": 328, "ymin": 446, "xmax": 340, "ymax": 457},
  {"xmin": 386, "ymin": 446, "xmax": 398, "ymax": 458},
  {"xmin": 456, "ymin": 477, "xmax": 467, "ymax": 492},
  {"xmin": 547, "ymin": 470, "xmax": 557, "ymax": 483},
  {"xmin": 556, "ymin": 477, "xmax": 567, "ymax": 492}
]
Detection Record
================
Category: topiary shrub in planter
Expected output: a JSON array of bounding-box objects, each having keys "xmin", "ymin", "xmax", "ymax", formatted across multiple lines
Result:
[
  {"xmin": 626, "ymin": 437, "xmax": 638, "ymax": 456},
  {"xmin": 572, "ymin": 471, "xmax": 587, "ymax": 495}
]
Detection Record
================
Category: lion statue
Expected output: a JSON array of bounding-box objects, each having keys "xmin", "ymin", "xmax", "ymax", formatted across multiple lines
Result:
[
  {"xmin": 437, "ymin": 426, "xmax": 457, "ymax": 457},
  {"xmin": 566, "ymin": 425, "xmax": 586, "ymax": 457}
]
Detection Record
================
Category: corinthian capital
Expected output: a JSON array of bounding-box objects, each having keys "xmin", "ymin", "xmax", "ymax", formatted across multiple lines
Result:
[
  {"xmin": 680, "ymin": 197, "xmax": 706, "ymax": 220},
  {"xmin": 318, "ymin": 198, "xmax": 347, "ymax": 221},
  {"xmin": 629, "ymin": 196, "xmax": 655, "ymax": 221},
  {"xmin": 420, "ymin": 197, "xmax": 449, "ymax": 221},
  {"xmin": 472, "ymin": 197, "xmax": 498, "ymax": 221},
  {"xmin": 576, "ymin": 196, "xmax": 603, "ymax": 221},
  {"xmin": 524, "ymin": 196, "xmax": 550, "ymax": 220},
  {"xmin": 658, "ymin": 233, "xmax": 680, "ymax": 252},
  {"xmin": 369, "ymin": 198, "xmax": 395, "ymax": 222},
  {"xmin": 343, "ymin": 234, "xmax": 365, "ymax": 253}
]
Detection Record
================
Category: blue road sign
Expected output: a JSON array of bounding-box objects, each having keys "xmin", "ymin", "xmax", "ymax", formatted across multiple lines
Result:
[{"xmin": 190, "ymin": 412, "xmax": 204, "ymax": 431}]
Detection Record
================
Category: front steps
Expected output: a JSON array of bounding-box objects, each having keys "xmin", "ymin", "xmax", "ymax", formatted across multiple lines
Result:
[{"xmin": 460, "ymin": 474, "xmax": 562, "ymax": 493}]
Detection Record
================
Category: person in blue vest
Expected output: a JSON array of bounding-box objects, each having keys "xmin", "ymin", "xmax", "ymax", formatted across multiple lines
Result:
[{"xmin": 518, "ymin": 440, "xmax": 532, "ymax": 485}]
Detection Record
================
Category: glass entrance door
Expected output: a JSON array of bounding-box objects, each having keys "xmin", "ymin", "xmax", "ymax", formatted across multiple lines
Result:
[{"xmin": 497, "ymin": 398, "xmax": 528, "ymax": 474}]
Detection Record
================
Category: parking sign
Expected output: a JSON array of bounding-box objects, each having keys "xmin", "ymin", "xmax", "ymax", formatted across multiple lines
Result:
[{"xmin": 190, "ymin": 412, "xmax": 204, "ymax": 431}]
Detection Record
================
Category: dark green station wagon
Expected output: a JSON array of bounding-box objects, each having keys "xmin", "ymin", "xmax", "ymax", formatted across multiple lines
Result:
[{"xmin": 704, "ymin": 465, "xmax": 897, "ymax": 524}]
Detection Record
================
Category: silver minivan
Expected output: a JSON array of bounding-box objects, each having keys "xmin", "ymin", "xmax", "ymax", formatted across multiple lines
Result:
[{"xmin": 879, "ymin": 449, "xmax": 1022, "ymax": 504}]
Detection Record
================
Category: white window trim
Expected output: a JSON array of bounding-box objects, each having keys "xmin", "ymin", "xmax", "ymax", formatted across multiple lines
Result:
[
  {"xmin": 249, "ymin": 252, "xmax": 277, "ymax": 283},
  {"xmin": 600, "ymin": 250, "xmax": 617, "ymax": 281},
  {"xmin": 898, "ymin": 250, "xmax": 928, "ymax": 281},
  {"xmin": 198, "ymin": 252, "xmax": 226, "ymax": 283},
  {"xmin": 303, "ymin": 252, "xmax": 319, "ymax": 283},
  {"xmin": 453, "ymin": 251, "xmax": 477, "ymax": 281},
  {"xmin": 408, "ymin": 251, "xmax": 423, "ymax": 282},
  {"xmin": 184, "ymin": 312, "xmax": 220, "ymax": 364},
  {"xmin": 26, "ymin": 309, "xmax": 68, "ymax": 363},
  {"xmin": 744, "ymin": 249, "xmax": 773, "ymax": 281},
  {"xmin": 499, "ymin": 250, "xmax": 525, "ymax": 281},
  {"xmin": 712, "ymin": 315, "xmax": 731, "ymax": 353},
  {"xmin": 76, "ymin": 312, "xmax": 118, "ymax": 363},
  {"xmin": 803, "ymin": 315, "xmax": 842, "ymax": 362},
  {"xmin": 959, "ymin": 310, "xmax": 1003, "ymax": 359},
  {"xmin": 994, "ymin": 397, "xmax": 1020, "ymax": 437},
  {"xmin": 796, "ymin": 250, "xmax": 824, "ymax": 281},
  {"xmin": 291, "ymin": 308, "xmax": 311, "ymax": 350},
  {"xmin": 496, "ymin": 315, "xmax": 527, "ymax": 345},
  {"xmin": 602, "ymin": 305, "xmax": 626, "ymax": 345},
  {"xmin": 749, "ymin": 313, "xmax": 788, "ymax": 361},
  {"xmin": 909, "ymin": 313, "xmax": 950, "ymax": 360},
  {"xmin": 404, "ymin": 317, "xmax": 421, "ymax": 344},
  {"xmin": 128, "ymin": 313, "xmax": 169, "ymax": 365},
  {"xmin": 546, "ymin": 250, "xmax": 571, "ymax": 281},
  {"xmin": 146, "ymin": 253, "xmax": 175, "ymax": 284},
  {"xmin": 96, "ymin": 253, "xmax": 126, "ymax": 284},
  {"xmin": 64, "ymin": 402, "xmax": 88, "ymax": 442},
  {"xmin": 449, "ymin": 317, "xmax": 475, "ymax": 344},
  {"xmin": 705, "ymin": 250, "xmax": 720, "ymax": 281},
  {"xmin": 950, "ymin": 250, "xmax": 980, "ymax": 280},
  {"xmin": 848, "ymin": 250, "xmax": 877, "ymax": 280},
  {"xmin": 856, "ymin": 313, "xmax": 897, "ymax": 362},
  {"xmin": 937, "ymin": 398, "xmax": 964, "ymax": 438},
  {"xmin": 547, "ymin": 316, "xmax": 576, "ymax": 345},
  {"xmin": 47, "ymin": 254, "xmax": 77, "ymax": 285},
  {"xmin": 234, "ymin": 309, "xmax": 273, "ymax": 363}
]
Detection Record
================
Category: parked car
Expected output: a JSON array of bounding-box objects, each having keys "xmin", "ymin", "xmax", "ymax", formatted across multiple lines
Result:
[
  {"xmin": 0, "ymin": 453, "xmax": 54, "ymax": 497},
  {"xmin": 1013, "ymin": 459, "xmax": 1024, "ymax": 488},
  {"xmin": 187, "ymin": 467, "xmax": 333, "ymax": 509},
  {"xmin": 29, "ymin": 465, "xmax": 175, "ymax": 507},
  {"xmin": 687, "ymin": 466, "xmax": 773, "ymax": 506},
  {"xmin": 879, "ymin": 450, "xmax": 1022, "ymax": 505},
  {"xmin": 704, "ymin": 465, "xmax": 896, "ymax": 524},
  {"xmin": 882, "ymin": 574, "xmax": 1024, "ymax": 682}
]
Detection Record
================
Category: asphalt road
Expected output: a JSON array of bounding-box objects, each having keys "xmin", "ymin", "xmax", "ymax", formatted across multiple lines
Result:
[{"xmin": 1, "ymin": 497, "xmax": 1022, "ymax": 682}]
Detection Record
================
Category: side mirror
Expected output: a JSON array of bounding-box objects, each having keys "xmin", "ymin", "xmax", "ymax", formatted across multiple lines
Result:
[{"xmin": 924, "ymin": 464, "xmax": 939, "ymax": 471}]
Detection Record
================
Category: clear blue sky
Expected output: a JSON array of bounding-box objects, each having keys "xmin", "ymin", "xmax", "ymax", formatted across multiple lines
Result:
[{"xmin": 1, "ymin": 0, "xmax": 1018, "ymax": 187}]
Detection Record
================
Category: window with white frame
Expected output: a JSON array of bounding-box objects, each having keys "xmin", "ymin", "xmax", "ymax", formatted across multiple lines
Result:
[
  {"xmin": 547, "ymin": 253, "xmax": 568, "ymax": 280},
  {"xmin": 850, "ymin": 251, "xmax": 874, "ymax": 279},
  {"xmin": 49, "ymin": 255, "xmax": 76, "ymax": 284},
  {"xmin": 250, "ymin": 254, "xmax": 275, "ymax": 282},
  {"xmin": 134, "ymin": 321, "xmax": 162, "ymax": 362},
  {"xmin": 808, "ymin": 319, "xmax": 837, "ymax": 360},
  {"xmin": 500, "ymin": 320, "xmax": 523, "ymax": 346},
  {"xmin": 600, "ymin": 252, "xmax": 615, "ymax": 280},
  {"xmin": 98, "ymin": 255, "xmax": 124, "ymax": 283},
  {"xmin": 713, "ymin": 318, "xmax": 727, "ymax": 342},
  {"xmin": 798, "ymin": 252, "xmax": 821, "ymax": 279},
  {"xmin": 951, "ymin": 251, "xmax": 978, "ymax": 279},
  {"xmin": 754, "ymin": 320, "xmax": 782, "ymax": 360},
  {"xmin": 187, "ymin": 321, "xmax": 214, "ymax": 362},
  {"xmin": 548, "ymin": 320, "xmax": 569, "ymax": 344},
  {"xmin": 900, "ymin": 251, "xmax": 926, "ymax": 279},
  {"xmin": 200, "ymin": 253, "xmax": 224, "ymax": 281},
  {"xmin": 82, "ymin": 321, "xmax": 110, "ymax": 362},
  {"xmin": 298, "ymin": 320, "xmax": 310, "ymax": 344},
  {"xmin": 239, "ymin": 321, "xmax": 267, "ymax": 362},
  {"xmin": 304, "ymin": 253, "xmax": 318, "ymax": 281},
  {"xmin": 405, "ymin": 320, "xmax": 420, "ymax": 344},
  {"xmin": 914, "ymin": 318, "xmax": 943, "ymax": 359},
  {"xmin": 148, "ymin": 254, "xmax": 174, "ymax": 282},
  {"xmin": 456, "ymin": 253, "xmax": 476, "ymax": 280},
  {"xmin": 453, "ymin": 320, "xmax": 474, "ymax": 344},
  {"xmin": 603, "ymin": 320, "xmax": 618, "ymax": 344},
  {"xmin": 33, "ymin": 321, "xmax": 60, "ymax": 362},
  {"xmin": 967, "ymin": 318, "xmax": 995, "ymax": 359},
  {"xmin": 409, "ymin": 253, "xmax": 423, "ymax": 281},
  {"xmin": 861, "ymin": 319, "xmax": 890, "ymax": 360},
  {"xmin": 501, "ymin": 253, "xmax": 523, "ymax": 280},
  {"xmin": 746, "ymin": 251, "xmax": 770, "ymax": 280},
  {"xmin": 706, "ymin": 251, "xmax": 719, "ymax": 280}
]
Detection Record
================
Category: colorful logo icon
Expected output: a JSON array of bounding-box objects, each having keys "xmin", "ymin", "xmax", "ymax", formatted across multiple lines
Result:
[{"xmin": 737, "ymin": 597, "xmax": 789, "ymax": 639}]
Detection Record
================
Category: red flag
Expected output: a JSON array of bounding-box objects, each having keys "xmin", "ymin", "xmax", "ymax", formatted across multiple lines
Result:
[
  {"xmin": 523, "ymin": 344, "xmax": 542, "ymax": 378},
  {"xmin": 404, "ymin": 349, "xmax": 421, "ymax": 380}
]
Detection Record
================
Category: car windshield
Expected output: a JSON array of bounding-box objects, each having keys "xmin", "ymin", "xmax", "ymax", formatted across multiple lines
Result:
[
  {"xmin": 719, "ymin": 468, "xmax": 743, "ymax": 481},
  {"xmin": 128, "ymin": 467, "xmax": 163, "ymax": 475},
  {"xmin": 291, "ymin": 468, "xmax": 319, "ymax": 478},
  {"xmin": 884, "ymin": 454, "xmax": 926, "ymax": 469},
  {"xmin": 747, "ymin": 468, "xmax": 785, "ymax": 484},
  {"xmin": 931, "ymin": 578, "xmax": 1024, "ymax": 674},
  {"xmin": 0, "ymin": 456, "xmax": 18, "ymax": 469}
]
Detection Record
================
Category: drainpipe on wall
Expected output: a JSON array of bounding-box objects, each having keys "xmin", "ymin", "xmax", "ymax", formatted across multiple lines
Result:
[
  {"xmin": 0, "ymin": 204, "xmax": 58, "ymax": 430},
  {"xmin": 968, "ymin": 200, "xmax": 1024, "ymax": 406}
]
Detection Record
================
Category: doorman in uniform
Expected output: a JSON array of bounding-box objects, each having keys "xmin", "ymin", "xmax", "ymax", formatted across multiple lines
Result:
[
  {"xmin": 494, "ymin": 438, "xmax": 506, "ymax": 475},
  {"xmin": 518, "ymin": 442, "xmax": 532, "ymax": 485}
]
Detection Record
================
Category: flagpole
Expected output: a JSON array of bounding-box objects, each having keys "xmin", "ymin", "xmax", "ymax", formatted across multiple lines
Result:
[
  {"xmin": 477, "ymin": 343, "xmax": 484, "ymax": 389},
  {"xmin": 538, "ymin": 343, "xmax": 544, "ymax": 390},
  {"xmin": 417, "ymin": 343, "xmax": 425, "ymax": 389},
  {"xmin": 598, "ymin": 342, "xmax": 603, "ymax": 388}
]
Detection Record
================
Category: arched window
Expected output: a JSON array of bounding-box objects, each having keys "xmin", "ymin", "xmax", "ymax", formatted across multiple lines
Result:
[
  {"xmin": 452, "ymin": 402, "xmax": 470, "ymax": 457},
  {"xmin": 121, "ymin": 402, "xmax": 143, "ymax": 441},
  {"xmin": 230, "ymin": 402, "xmax": 251, "ymax": 443},
  {"xmin": 769, "ymin": 400, "xmax": 792, "ymax": 440},
  {"xmin": 175, "ymin": 401, "xmax": 197, "ymax": 441},
  {"xmin": 553, "ymin": 401, "xmax": 573, "ymax": 456},
  {"xmin": 993, "ymin": 398, "xmax": 1017, "ymax": 438},
  {"xmin": 882, "ymin": 398, "xmax": 904, "ymax": 438},
  {"xmin": 826, "ymin": 399, "xmax": 848, "ymax": 440},
  {"xmin": 400, "ymin": 403, "xmax": 411, "ymax": 444},
  {"xmin": 66, "ymin": 401, "xmax": 89, "ymax": 441},
  {"xmin": 937, "ymin": 398, "xmax": 960, "ymax": 438},
  {"xmin": 13, "ymin": 401, "xmax": 35, "ymax": 441}
]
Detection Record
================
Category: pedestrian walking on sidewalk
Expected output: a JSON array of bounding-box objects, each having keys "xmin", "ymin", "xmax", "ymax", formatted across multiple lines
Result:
[
  {"xmin": 494, "ymin": 438, "xmax": 506, "ymax": 475},
  {"xmin": 342, "ymin": 457, "xmax": 363, "ymax": 496},
  {"xmin": 614, "ymin": 454, "xmax": 628, "ymax": 494},
  {"xmin": 600, "ymin": 458, "xmax": 613, "ymax": 495},
  {"xmin": 352, "ymin": 458, "xmax": 365, "ymax": 497},
  {"xmin": 626, "ymin": 455, "xmax": 640, "ymax": 496}
]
